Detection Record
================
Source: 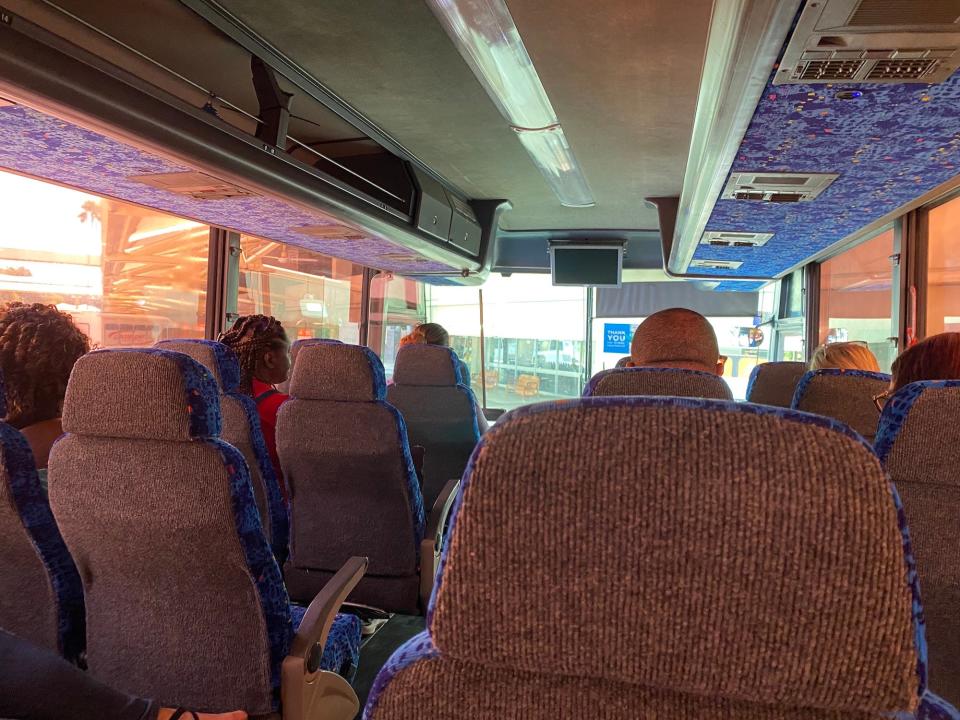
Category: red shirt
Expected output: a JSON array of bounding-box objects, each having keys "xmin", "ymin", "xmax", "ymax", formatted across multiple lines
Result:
[{"xmin": 252, "ymin": 378, "xmax": 290, "ymax": 505}]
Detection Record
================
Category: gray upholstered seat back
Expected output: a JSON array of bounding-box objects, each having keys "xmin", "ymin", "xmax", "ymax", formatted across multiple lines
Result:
[
  {"xmin": 48, "ymin": 349, "xmax": 287, "ymax": 714},
  {"xmin": 583, "ymin": 367, "xmax": 733, "ymax": 400},
  {"xmin": 155, "ymin": 339, "xmax": 288, "ymax": 560},
  {"xmin": 364, "ymin": 397, "xmax": 922, "ymax": 719},
  {"xmin": 792, "ymin": 369, "xmax": 890, "ymax": 441},
  {"xmin": 745, "ymin": 361, "xmax": 807, "ymax": 407},
  {"xmin": 277, "ymin": 337, "xmax": 342, "ymax": 394},
  {"xmin": 386, "ymin": 345, "xmax": 482, "ymax": 509},
  {"xmin": 278, "ymin": 342, "xmax": 425, "ymax": 614},
  {"xmin": 0, "ymin": 372, "xmax": 84, "ymax": 661},
  {"xmin": 875, "ymin": 380, "xmax": 960, "ymax": 707}
]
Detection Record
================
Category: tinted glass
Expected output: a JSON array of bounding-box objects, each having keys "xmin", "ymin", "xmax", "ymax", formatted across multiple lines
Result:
[
  {"xmin": 818, "ymin": 228, "xmax": 895, "ymax": 371},
  {"xmin": 927, "ymin": 194, "xmax": 960, "ymax": 335},
  {"xmin": 0, "ymin": 169, "xmax": 208, "ymax": 346}
]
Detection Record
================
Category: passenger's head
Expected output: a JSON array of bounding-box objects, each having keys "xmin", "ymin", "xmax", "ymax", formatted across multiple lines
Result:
[
  {"xmin": 890, "ymin": 332, "xmax": 960, "ymax": 392},
  {"xmin": 414, "ymin": 322, "xmax": 450, "ymax": 347},
  {"xmin": 628, "ymin": 308, "xmax": 723, "ymax": 375},
  {"xmin": 0, "ymin": 302, "xmax": 90, "ymax": 429},
  {"xmin": 809, "ymin": 342, "xmax": 880, "ymax": 372},
  {"xmin": 218, "ymin": 314, "xmax": 290, "ymax": 392}
]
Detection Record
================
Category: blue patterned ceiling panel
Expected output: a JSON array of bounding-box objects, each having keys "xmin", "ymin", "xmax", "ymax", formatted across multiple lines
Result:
[
  {"xmin": 690, "ymin": 69, "xmax": 960, "ymax": 278},
  {"xmin": 0, "ymin": 105, "xmax": 456, "ymax": 275}
]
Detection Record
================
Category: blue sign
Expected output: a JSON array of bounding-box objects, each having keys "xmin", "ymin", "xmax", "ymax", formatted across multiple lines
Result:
[{"xmin": 603, "ymin": 323, "xmax": 632, "ymax": 354}]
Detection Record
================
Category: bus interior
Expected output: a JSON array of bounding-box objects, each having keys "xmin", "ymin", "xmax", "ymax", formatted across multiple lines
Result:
[{"xmin": 0, "ymin": 0, "xmax": 959, "ymax": 718}]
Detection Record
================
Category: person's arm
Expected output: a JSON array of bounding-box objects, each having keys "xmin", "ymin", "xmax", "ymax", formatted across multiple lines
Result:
[{"xmin": 0, "ymin": 629, "xmax": 157, "ymax": 720}]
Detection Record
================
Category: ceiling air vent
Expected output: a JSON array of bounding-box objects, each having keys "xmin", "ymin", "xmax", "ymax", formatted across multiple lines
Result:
[
  {"xmin": 292, "ymin": 224, "xmax": 367, "ymax": 241},
  {"xmin": 775, "ymin": 0, "xmax": 960, "ymax": 85},
  {"xmin": 722, "ymin": 172, "xmax": 839, "ymax": 202},
  {"xmin": 690, "ymin": 259, "xmax": 744, "ymax": 270},
  {"xmin": 127, "ymin": 171, "xmax": 257, "ymax": 200},
  {"xmin": 700, "ymin": 231, "xmax": 774, "ymax": 248}
]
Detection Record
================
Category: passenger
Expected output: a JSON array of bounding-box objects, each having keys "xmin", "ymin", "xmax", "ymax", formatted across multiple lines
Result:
[
  {"xmin": 0, "ymin": 628, "xmax": 246, "ymax": 720},
  {"xmin": 0, "ymin": 302, "xmax": 90, "ymax": 486},
  {"xmin": 218, "ymin": 314, "xmax": 291, "ymax": 504},
  {"xmin": 809, "ymin": 341, "xmax": 881, "ymax": 372},
  {"xmin": 403, "ymin": 322, "xmax": 471, "ymax": 387},
  {"xmin": 875, "ymin": 332, "xmax": 960, "ymax": 411},
  {"xmin": 626, "ymin": 308, "xmax": 725, "ymax": 375}
]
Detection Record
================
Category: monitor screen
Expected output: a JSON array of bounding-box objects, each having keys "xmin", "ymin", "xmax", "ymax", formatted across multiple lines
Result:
[{"xmin": 550, "ymin": 245, "xmax": 623, "ymax": 287}]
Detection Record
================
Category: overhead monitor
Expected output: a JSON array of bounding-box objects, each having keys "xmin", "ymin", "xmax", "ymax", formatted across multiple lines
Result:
[{"xmin": 549, "ymin": 243, "xmax": 624, "ymax": 287}]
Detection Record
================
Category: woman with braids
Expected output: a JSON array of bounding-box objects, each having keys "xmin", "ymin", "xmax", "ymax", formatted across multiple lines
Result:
[
  {"xmin": 0, "ymin": 302, "xmax": 90, "ymax": 486},
  {"xmin": 218, "ymin": 314, "xmax": 292, "ymax": 504}
]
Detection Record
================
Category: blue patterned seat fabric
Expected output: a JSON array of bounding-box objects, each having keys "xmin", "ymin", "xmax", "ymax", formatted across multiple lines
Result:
[
  {"xmin": 0, "ymin": 420, "xmax": 85, "ymax": 663},
  {"xmin": 362, "ymin": 396, "xmax": 958, "ymax": 720}
]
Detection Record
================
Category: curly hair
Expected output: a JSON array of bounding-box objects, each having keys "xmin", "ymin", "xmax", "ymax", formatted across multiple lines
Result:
[
  {"xmin": 218, "ymin": 314, "xmax": 288, "ymax": 394},
  {"xmin": 0, "ymin": 302, "xmax": 91, "ymax": 429}
]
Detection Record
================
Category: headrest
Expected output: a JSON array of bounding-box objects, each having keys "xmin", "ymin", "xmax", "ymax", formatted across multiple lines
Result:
[
  {"xmin": 290, "ymin": 337, "xmax": 342, "ymax": 367},
  {"xmin": 289, "ymin": 342, "xmax": 386, "ymax": 402},
  {"xmin": 393, "ymin": 345, "xmax": 462, "ymax": 386},
  {"xmin": 155, "ymin": 340, "xmax": 240, "ymax": 393},
  {"xmin": 745, "ymin": 361, "xmax": 807, "ymax": 405},
  {"xmin": 875, "ymin": 379, "xmax": 960, "ymax": 481},
  {"xmin": 62, "ymin": 349, "xmax": 221, "ymax": 441},
  {"xmin": 583, "ymin": 367, "xmax": 733, "ymax": 400},
  {"xmin": 429, "ymin": 397, "xmax": 918, "ymax": 714},
  {"xmin": 793, "ymin": 368, "xmax": 891, "ymax": 403}
]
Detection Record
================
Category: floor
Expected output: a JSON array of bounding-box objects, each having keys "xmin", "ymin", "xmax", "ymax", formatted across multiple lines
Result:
[{"xmin": 353, "ymin": 614, "xmax": 426, "ymax": 718}]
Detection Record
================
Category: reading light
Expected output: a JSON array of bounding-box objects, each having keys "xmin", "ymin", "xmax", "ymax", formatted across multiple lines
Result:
[{"xmin": 426, "ymin": 0, "xmax": 595, "ymax": 208}]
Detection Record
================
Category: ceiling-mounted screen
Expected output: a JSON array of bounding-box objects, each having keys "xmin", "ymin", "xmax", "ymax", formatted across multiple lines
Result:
[{"xmin": 549, "ymin": 243, "xmax": 624, "ymax": 287}]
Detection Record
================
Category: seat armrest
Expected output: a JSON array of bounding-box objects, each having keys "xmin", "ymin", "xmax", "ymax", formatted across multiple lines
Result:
[
  {"xmin": 281, "ymin": 556, "xmax": 367, "ymax": 720},
  {"xmin": 419, "ymin": 478, "xmax": 460, "ymax": 610}
]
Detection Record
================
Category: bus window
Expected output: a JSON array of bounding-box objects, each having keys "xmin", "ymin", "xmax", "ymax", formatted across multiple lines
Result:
[
  {"xmin": 368, "ymin": 273, "xmax": 426, "ymax": 378},
  {"xmin": 927, "ymin": 194, "xmax": 960, "ymax": 336},
  {"xmin": 0, "ymin": 169, "xmax": 208, "ymax": 347},
  {"xmin": 590, "ymin": 315, "xmax": 769, "ymax": 400},
  {"xmin": 238, "ymin": 235, "xmax": 364, "ymax": 343},
  {"xmin": 818, "ymin": 229, "xmax": 896, "ymax": 371},
  {"xmin": 427, "ymin": 274, "xmax": 587, "ymax": 411}
]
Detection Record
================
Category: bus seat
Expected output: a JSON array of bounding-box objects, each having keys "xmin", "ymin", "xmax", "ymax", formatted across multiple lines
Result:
[
  {"xmin": 279, "ymin": 343, "xmax": 457, "ymax": 615},
  {"xmin": 48, "ymin": 349, "xmax": 363, "ymax": 719},
  {"xmin": 582, "ymin": 367, "xmax": 733, "ymax": 400},
  {"xmin": 745, "ymin": 361, "xmax": 807, "ymax": 407},
  {"xmin": 875, "ymin": 379, "xmax": 960, "ymax": 707},
  {"xmin": 156, "ymin": 339, "xmax": 289, "ymax": 563},
  {"xmin": 386, "ymin": 345, "xmax": 483, "ymax": 509},
  {"xmin": 791, "ymin": 369, "xmax": 891, "ymax": 442},
  {"xmin": 278, "ymin": 337, "xmax": 342, "ymax": 394},
  {"xmin": 0, "ymin": 374, "xmax": 84, "ymax": 662},
  {"xmin": 362, "ymin": 396, "xmax": 947, "ymax": 720},
  {"xmin": 614, "ymin": 355, "xmax": 632, "ymax": 368}
]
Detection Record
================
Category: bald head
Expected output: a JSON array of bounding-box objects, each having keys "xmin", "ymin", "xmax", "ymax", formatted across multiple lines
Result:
[{"xmin": 630, "ymin": 308, "xmax": 722, "ymax": 374}]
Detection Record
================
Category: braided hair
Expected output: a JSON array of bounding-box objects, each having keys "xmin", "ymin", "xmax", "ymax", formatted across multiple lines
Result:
[
  {"xmin": 218, "ymin": 314, "xmax": 288, "ymax": 394},
  {"xmin": 0, "ymin": 302, "xmax": 91, "ymax": 429}
]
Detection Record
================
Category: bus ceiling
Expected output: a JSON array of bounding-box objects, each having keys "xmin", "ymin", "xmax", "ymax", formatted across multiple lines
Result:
[{"xmin": 0, "ymin": 1, "xmax": 958, "ymax": 289}]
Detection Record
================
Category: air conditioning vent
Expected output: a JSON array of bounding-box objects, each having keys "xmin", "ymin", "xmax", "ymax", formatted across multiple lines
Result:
[
  {"xmin": 700, "ymin": 231, "xmax": 774, "ymax": 248},
  {"xmin": 723, "ymin": 172, "xmax": 839, "ymax": 202},
  {"xmin": 292, "ymin": 224, "xmax": 367, "ymax": 241},
  {"xmin": 775, "ymin": 0, "xmax": 960, "ymax": 85},
  {"xmin": 797, "ymin": 59, "xmax": 865, "ymax": 80},
  {"xmin": 127, "ymin": 171, "xmax": 256, "ymax": 200},
  {"xmin": 690, "ymin": 259, "xmax": 744, "ymax": 270}
]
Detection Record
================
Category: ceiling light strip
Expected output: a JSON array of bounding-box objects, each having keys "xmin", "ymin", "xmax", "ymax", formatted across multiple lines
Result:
[{"xmin": 426, "ymin": 0, "xmax": 595, "ymax": 208}]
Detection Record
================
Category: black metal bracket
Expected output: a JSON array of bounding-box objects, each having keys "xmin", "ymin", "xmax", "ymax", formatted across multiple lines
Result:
[{"xmin": 251, "ymin": 55, "xmax": 292, "ymax": 148}]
